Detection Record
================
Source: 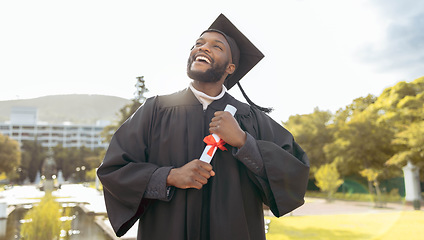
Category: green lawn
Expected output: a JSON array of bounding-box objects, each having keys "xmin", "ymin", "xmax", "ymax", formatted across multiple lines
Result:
[{"xmin": 266, "ymin": 211, "xmax": 424, "ymax": 240}]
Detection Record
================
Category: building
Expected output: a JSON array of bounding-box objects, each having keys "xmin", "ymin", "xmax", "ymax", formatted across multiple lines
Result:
[{"xmin": 0, "ymin": 107, "xmax": 108, "ymax": 149}]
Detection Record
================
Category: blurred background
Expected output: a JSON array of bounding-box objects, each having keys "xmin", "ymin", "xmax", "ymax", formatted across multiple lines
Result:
[{"xmin": 0, "ymin": 0, "xmax": 423, "ymax": 239}]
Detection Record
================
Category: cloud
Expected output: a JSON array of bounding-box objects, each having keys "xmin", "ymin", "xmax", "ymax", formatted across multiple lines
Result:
[{"xmin": 356, "ymin": 0, "xmax": 424, "ymax": 77}]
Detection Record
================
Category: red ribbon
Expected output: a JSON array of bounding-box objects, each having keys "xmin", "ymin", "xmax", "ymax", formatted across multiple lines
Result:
[{"xmin": 203, "ymin": 135, "xmax": 228, "ymax": 157}]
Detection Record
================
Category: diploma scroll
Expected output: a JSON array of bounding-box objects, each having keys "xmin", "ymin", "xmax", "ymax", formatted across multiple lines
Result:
[{"xmin": 200, "ymin": 104, "xmax": 237, "ymax": 163}]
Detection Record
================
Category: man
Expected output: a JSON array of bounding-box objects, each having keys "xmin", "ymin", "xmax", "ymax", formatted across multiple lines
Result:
[{"xmin": 97, "ymin": 14, "xmax": 309, "ymax": 240}]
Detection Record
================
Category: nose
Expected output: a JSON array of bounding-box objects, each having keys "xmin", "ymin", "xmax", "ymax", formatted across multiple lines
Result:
[{"xmin": 198, "ymin": 43, "xmax": 211, "ymax": 53}]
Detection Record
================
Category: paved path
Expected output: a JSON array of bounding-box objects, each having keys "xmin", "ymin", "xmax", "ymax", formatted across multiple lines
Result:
[{"xmin": 281, "ymin": 197, "xmax": 417, "ymax": 216}]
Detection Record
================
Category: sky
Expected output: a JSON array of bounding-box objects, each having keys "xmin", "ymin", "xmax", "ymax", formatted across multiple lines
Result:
[{"xmin": 1, "ymin": 0, "xmax": 423, "ymax": 122}]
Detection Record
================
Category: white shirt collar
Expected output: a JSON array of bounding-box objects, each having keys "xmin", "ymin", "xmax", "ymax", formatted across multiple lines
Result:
[{"xmin": 189, "ymin": 82, "xmax": 227, "ymax": 110}]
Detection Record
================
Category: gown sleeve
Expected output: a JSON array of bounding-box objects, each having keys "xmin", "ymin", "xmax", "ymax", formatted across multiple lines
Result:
[
  {"xmin": 96, "ymin": 97, "xmax": 159, "ymax": 237},
  {"xmin": 245, "ymin": 108, "xmax": 310, "ymax": 217}
]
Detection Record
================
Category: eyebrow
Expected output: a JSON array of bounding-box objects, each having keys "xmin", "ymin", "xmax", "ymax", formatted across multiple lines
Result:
[
  {"xmin": 214, "ymin": 39, "xmax": 226, "ymax": 46},
  {"xmin": 197, "ymin": 38, "xmax": 226, "ymax": 46}
]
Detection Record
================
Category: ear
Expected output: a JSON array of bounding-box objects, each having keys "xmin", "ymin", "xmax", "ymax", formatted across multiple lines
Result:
[{"xmin": 226, "ymin": 63, "xmax": 236, "ymax": 75}]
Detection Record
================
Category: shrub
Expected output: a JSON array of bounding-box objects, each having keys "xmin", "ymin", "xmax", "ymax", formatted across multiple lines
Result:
[
  {"xmin": 314, "ymin": 163, "xmax": 344, "ymax": 202},
  {"xmin": 20, "ymin": 193, "xmax": 61, "ymax": 240}
]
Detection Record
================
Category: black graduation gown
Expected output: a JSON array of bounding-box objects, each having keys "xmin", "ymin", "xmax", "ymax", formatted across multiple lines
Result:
[{"xmin": 97, "ymin": 88, "xmax": 309, "ymax": 240}]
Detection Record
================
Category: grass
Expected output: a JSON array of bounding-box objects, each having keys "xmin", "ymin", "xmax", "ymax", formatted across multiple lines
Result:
[
  {"xmin": 305, "ymin": 191, "xmax": 404, "ymax": 203},
  {"xmin": 265, "ymin": 211, "xmax": 424, "ymax": 240}
]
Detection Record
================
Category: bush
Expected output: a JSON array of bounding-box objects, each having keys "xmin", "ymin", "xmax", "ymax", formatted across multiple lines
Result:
[
  {"xmin": 20, "ymin": 193, "xmax": 61, "ymax": 240},
  {"xmin": 314, "ymin": 163, "xmax": 344, "ymax": 202},
  {"xmin": 20, "ymin": 193, "xmax": 73, "ymax": 240}
]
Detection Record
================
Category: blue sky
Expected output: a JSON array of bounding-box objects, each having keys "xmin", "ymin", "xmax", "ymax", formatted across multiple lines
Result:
[{"xmin": 1, "ymin": 0, "xmax": 423, "ymax": 122}]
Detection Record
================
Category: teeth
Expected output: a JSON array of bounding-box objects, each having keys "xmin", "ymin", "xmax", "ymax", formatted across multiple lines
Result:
[{"xmin": 196, "ymin": 56, "xmax": 211, "ymax": 64}]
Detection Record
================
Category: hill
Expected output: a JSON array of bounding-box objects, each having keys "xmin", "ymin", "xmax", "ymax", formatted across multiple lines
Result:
[{"xmin": 0, "ymin": 94, "xmax": 132, "ymax": 124}]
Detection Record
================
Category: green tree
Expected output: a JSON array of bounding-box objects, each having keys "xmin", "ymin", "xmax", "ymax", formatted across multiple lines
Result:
[
  {"xmin": 373, "ymin": 77, "xmax": 424, "ymax": 127},
  {"xmin": 20, "ymin": 193, "xmax": 61, "ymax": 240},
  {"xmin": 0, "ymin": 134, "xmax": 21, "ymax": 179},
  {"xmin": 314, "ymin": 163, "xmax": 344, "ymax": 202},
  {"xmin": 53, "ymin": 143, "xmax": 67, "ymax": 177},
  {"xmin": 323, "ymin": 95, "xmax": 395, "ymax": 178},
  {"xmin": 21, "ymin": 140, "xmax": 45, "ymax": 183},
  {"xmin": 53, "ymin": 145, "xmax": 102, "ymax": 182},
  {"xmin": 284, "ymin": 108, "xmax": 333, "ymax": 177},
  {"xmin": 373, "ymin": 77, "xmax": 424, "ymax": 177},
  {"xmin": 387, "ymin": 121, "xmax": 424, "ymax": 174},
  {"xmin": 360, "ymin": 168, "xmax": 384, "ymax": 206}
]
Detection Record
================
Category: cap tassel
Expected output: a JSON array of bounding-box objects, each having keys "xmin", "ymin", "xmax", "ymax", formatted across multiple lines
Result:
[{"xmin": 237, "ymin": 82, "xmax": 273, "ymax": 113}]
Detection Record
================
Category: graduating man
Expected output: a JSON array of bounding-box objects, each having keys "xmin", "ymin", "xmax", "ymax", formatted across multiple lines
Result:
[{"xmin": 97, "ymin": 14, "xmax": 309, "ymax": 240}]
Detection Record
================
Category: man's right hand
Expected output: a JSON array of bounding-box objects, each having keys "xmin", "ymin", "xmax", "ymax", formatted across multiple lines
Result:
[{"xmin": 166, "ymin": 159, "xmax": 215, "ymax": 189}]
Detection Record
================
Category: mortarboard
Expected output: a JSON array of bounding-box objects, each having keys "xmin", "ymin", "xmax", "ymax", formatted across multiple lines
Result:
[
  {"xmin": 203, "ymin": 14, "xmax": 272, "ymax": 113},
  {"xmin": 204, "ymin": 14, "xmax": 264, "ymax": 90}
]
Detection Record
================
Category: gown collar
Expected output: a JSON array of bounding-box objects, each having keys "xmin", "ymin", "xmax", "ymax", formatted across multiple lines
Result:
[{"xmin": 184, "ymin": 87, "xmax": 250, "ymax": 116}]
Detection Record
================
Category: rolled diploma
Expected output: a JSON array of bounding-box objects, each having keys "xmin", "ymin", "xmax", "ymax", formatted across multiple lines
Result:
[{"xmin": 199, "ymin": 104, "xmax": 237, "ymax": 163}]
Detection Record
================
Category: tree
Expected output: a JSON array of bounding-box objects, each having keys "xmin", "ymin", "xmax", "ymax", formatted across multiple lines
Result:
[
  {"xmin": 373, "ymin": 77, "xmax": 424, "ymax": 177},
  {"xmin": 102, "ymin": 76, "xmax": 149, "ymax": 143},
  {"xmin": 53, "ymin": 143, "xmax": 67, "ymax": 177},
  {"xmin": 387, "ymin": 121, "xmax": 424, "ymax": 177},
  {"xmin": 373, "ymin": 77, "xmax": 423, "ymax": 127},
  {"xmin": 20, "ymin": 193, "xmax": 72, "ymax": 240},
  {"xmin": 323, "ymin": 95, "xmax": 396, "ymax": 178},
  {"xmin": 314, "ymin": 163, "xmax": 344, "ymax": 202},
  {"xmin": 284, "ymin": 108, "xmax": 333, "ymax": 177},
  {"xmin": 0, "ymin": 134, "xmax": 21, "ymax": 179},
  {"xmin": 21, "ymin": 140, "xmax": 45, "ymax": 183},
  {"xmin": 53, "ymin": 145, "xmax": 103, "ymax": 182},
  {"xmin": 360, "ymin": 168, "xmax": 384, "ymax": 207}
]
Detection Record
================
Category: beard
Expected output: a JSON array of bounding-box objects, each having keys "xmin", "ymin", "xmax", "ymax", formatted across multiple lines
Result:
[{"xmin": 187, "ymin": 57, "xmax": 229, "ymax": 83}]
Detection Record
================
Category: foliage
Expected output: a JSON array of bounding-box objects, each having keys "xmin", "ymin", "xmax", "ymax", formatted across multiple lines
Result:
[
  {"xmin": 102, "ymin": 76, "xmax": 148, "ymax": 143},
  {"xmin": 374, "ymin": 77, "xmax": 424, "ymax": 177},
  {"xmin": 323, "ymin": 95, "xmax": 395, "ymax": 178},
  {"xmin": 53, "ymin": 145, "xmax": 103, "ymax": 181},
  {"xmin": 314, "ymin": 163, "xmax": 344, "ymax": 201},
  {"xmin": 284, "ymin": 108, "xmax": 333, "ymax": 177},
  {"xmin": 359, "ymin": 168, "xmax": 385, "ymax": 206},
  {"xmin": 19, "ymin": 140, "xmax": 45, "ymax": 183},
  {"xmin": 20, "ymin": 193, "xmax": 61, "ymax": 240},
  {"xmin": 85, "ymin": 168, "xmax": 98, "ymax": 182},
  {"xmin": 286, "ymin": 76, "xmax": 424, "ymax": 188},
  {"xmin": 0, "ymin": 134, "xmax": 21, "ymax": 177},
  {"xmin": 360, "ymin": 168, "xmax": 381, "ymax": 183},
  {"xmin": 387, "ymin": 121, "xmax": 424, "ymax": 169},
  {"xmin": 20, "ymin": 194, "xmax": 74, "ymax": 240},
  {"xmin": 10, "ymin": 142, "xmax": 102, "ymax": 183}
]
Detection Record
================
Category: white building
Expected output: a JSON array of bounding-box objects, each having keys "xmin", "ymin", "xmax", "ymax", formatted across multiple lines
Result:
[{"xmin": 0, "ymin": 107, "xmax": 108, "ymax": 149}]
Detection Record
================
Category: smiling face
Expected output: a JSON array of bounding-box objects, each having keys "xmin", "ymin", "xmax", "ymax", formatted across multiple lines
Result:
[{"xmin": 187, "ymin": 31, "xmax": 235, "ymax": 83}]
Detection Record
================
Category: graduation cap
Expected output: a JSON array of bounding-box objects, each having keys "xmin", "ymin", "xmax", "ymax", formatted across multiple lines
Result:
[{"xmin": 203, "ymin": 14, "xmax": 272, "ymax": 113}]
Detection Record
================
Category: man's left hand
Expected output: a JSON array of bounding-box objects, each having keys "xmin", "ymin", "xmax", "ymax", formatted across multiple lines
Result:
[{"xmin": 209, "ymin": 111, "xmax": 246, "ymax": 148}]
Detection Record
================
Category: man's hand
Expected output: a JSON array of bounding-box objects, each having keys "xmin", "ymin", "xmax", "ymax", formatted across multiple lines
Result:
[
  {"xmin": 209, "ymin": 111, "xmax": 246, "ymax": 148},
  {"xmin": 166, "ymin": 159, "xmax": 215, "ymax": 189}
]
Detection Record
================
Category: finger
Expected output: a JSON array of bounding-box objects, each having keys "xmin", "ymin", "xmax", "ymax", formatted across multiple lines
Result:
[
  {"xmin": 191, "ymin": 180, "xmax": 203, "ymax": 189},
  {"xmin": 195, "ymin": 175, "xmax": 208, "ymax": 185},
  {"xmin": 196, "ymin": 166, "xmax": 212, "ymax": 179},
  {"xmin": 214, "ymin": 111, "xmax": 224, "ymax": 117},
  {"xmin": 209, "ymin": 120, "xmax": 220, "ymax": 128},
  {"xmin": 197, "ymin": 161, "xmax": 214, "ymax": 172}
]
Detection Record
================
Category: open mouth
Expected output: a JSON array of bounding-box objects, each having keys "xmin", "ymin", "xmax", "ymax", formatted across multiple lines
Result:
[{"xmin": 195, "ymin": 55, "xmax": 212, "ymax": 64}]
